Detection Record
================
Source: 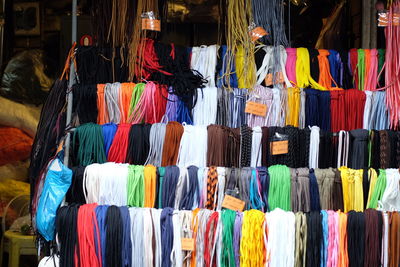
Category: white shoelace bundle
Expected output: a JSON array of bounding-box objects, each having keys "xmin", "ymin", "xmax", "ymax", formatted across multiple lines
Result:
[
  {"xmin": 197, "ymin": 167, "xmax": 206, "ymax": 208},
  {"xmin": 379, "ymin": 169, "xmax": 400, "ymax": 211},
  {"xmin": 177, "ymin": 125, "xmax": 208, "ymax": 167},
  {"xmin": 192, "ymin": 87, "xmax": 218, "ymax": 125},
  {"xmin": 266, "ymin": 208, "xmax": 295, "ymax": 267},
  {"xmin": 251, "ymin": 127, "xmax": 262, "ymax": 167},
  {"xmin": 151, "ymin": 208, "xmax": 162, "ymax": 267},
  {"xmin": 216, "ymin": 167, "xmax": 226, "ymax": 210},
  {"xmin": 83, "ymin": 163, "xmax": 102, "ymax": 204},
  {"xmin": 171, "ymin": 210, "xmax": 183, "ymax": 267},
  {"xmin": 143, "ymin": 208, "xmax": 154, "ymax": 267},
  {"xmin": 337, "ymin": 130, "xmax": 349, "ymax": 168},
  {"xmin": 309, "ymin": 126, "xmax": 320, "ymax": 169},
  {"xmin": 130, "ymin": 208, "xmax": 144, "ymax": 266},
  {"xmin": 191, "ymin": 45, "xmax": 218, "ymax": 87},
  {"xmin": 363, "ymin": 90, "xmax": 373, "ymax": 130}
]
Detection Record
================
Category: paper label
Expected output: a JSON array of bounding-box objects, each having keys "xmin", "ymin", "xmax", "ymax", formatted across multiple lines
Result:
[
  {"xmin": 265, "ymin": 72, "xmax": 284, "ymax": 86},
  {"xmin": 378, "ymin": 12, "xmax": 400, "ymax": 26},
  {"xmin": 222, "ymin": 195, "xmax": 245, "ymax": 211},
  {"xmin": 181, "ymin": 238, "xmax": 195, "ymax": 251},
  {"xmin": 249, "ymin": 26, "xmax": 268, "ymax": 42},
  {"xmin": 142, "ymin": 18, "xmax": 161, "ymax": 31},
  {"xmin": 245, "ymin": 101, "xmax": 267, "ymax": 117},
  {"xmin": 271, "ymin": 140, "xmax": 289, "ymax": 155}
]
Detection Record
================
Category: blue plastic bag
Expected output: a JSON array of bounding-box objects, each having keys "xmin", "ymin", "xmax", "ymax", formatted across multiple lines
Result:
[{"xmin": 36, "ymin": 157, "xmax": 72, "ymax": 241}]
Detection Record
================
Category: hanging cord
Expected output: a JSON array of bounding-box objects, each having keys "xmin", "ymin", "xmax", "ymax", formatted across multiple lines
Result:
[
  {"xmin": 127, "ymin": 165, "xmax": 144, "ymax": 207},
  {"xmin": 73, "ymin": 84, "xmax": 98, "ymax": 123},
  {"xmin": 56, "ymin": 205, "xmax": 79, "ymax": 267},
  {"xmin": 221, "ymin": 209, "xmax": 236, "ymax": 266},
  {"xmin": 107, "ymin": 123, "xmax": 131, "ymax": 163},
  {"xmin": 177, "ymin": 125, "xmax": 208, "ymax": 168},
  {"xmin": 142, "ymin": 208, "xmax": 154, "ymax": 267},
  {"xmin": 179, "ymin": 165, "xmax": 199, "ymax": 210},
  {"xmin": 119, "ymin": 83, "xmax": 135, "ymax": 123},
  {"xmin": 72, "ymin": 123, "xmax": 106, "ymax": 166},
  {"xmin": 347, "ymin": 211, "xmax": 366, "ymax": 267},
  {"xmin": 98, "ymin": 163, "xmax": 128, "ymax": 206},
  {"xmin": 145, "ymin": 123, "xmax": 167, "ymax": 166},
  {"xmin": 309, "ymin": 169, "xmax": 321, "ymax": 211},
  {"xmin": 104, "ymin": 206, "xmax": 123, "ymax": 267},
  {"xmin": 129, "ymin": 208, "xmax": 145, "ymax": 266},
  {"xmin": 224, "ymin": 0, "xmax": 256, "ymax": 90},
  {"xmin": 364, "ymin": 209, "xmax": 382, "ymax": 267},
  {"xmin": 104, "ymin": 82, "xmax": 122, "ymax": 123},
  {"xmin": 161, "ymin": 166, "xmax": 180, "ymax": 208},
  {"xmin": 240, "ymin": 210, "xmax": 265, "ymax": 267},
  {"xmin": 160, "ymin": 207, "xmax": 174, "ymax": 267},
  {"xmin": 267, "ymin": 164, "xmax": 291, "ymax": 211},
  {"xmin": 128, "ymin": 83, "xmax": 145, "ymax": 119},
  {"xmin": 306, "ymin": 211, "xmax": 322, "ymax": 267},
  {"xmin": 77, "ymin": 204, "xmax": 102, "ymax": 267},
  {"xmin": 101, "ymin": 123, "xmax": 118, "ymax": 158},
  {"xmin": 161, "ymin": 121, "xmax": 184, "ymax": 166},
  {"xmin": 144, "ymin": 165, "xmax": 157, "ymax": 208},
  {"xmin": 126, "ymin": 123, "xmax": 152, "ymax": 165}
]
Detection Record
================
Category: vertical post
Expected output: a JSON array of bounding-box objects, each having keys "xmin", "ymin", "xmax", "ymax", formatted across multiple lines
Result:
[{"xmin": 63, "ymin": 0, "xmax": 77, "ymax": 166}]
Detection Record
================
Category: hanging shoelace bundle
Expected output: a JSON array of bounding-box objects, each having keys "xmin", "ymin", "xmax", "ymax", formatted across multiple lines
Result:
[
  {"xmin": 107, "ymin": 123, "xmax": 131, "ymax": 163},
  {"xmin": 161, "ymin": 121, "xmax": 184, "ymax": 166},
  {"xmin": 126, "ymin": 123, "xmax": 151, "ymax": 165},
  {"xmin": 224, "ymin": 0, "xmax": 256, "ymax": 90},
  {"xmin": 267, "ymin": 164, "xmax": 291, "ymax": 211},
  {"xmin": 101, "ymin": 123, "xmax": 118, "ymax": 157},
  {"xmin": 56, "ymin": 205, "xmax": 79, "ymax": 267},
  {"xmin": 77, "ymin": 204, "xmax": 102, "ymax": 267},
  {"xmin": 177, "ymin": 125, "xmax": 208, "ymax": 167},
  {"xmin": 29, "ymin": 79, "xmax": 67, "ymax": 202},
  {"xmin": 104, "ymin": 82, "xmax": 122, "ymax": 123},
  {"xmin": 246, "ymin": 85, "xmax": 274, "ymax": 127},
  {"xmin": 145, "ymin": 123, "xmax": 167, "ymax": 166},
  {"xmin": 66, "ymin": 166, "xmax": 86, "ymax": 204},
  {"xmin": 306, "ymin": 211, "xmax": 322, "ymax": 267},
  {"xmin": 73, "ymin": 123, "xmax": 106, "ymax": 166},
  {"xmin": 73, "ymin": 84, "xmax": 98, "ymax": 123},
  {"xmin": 240, "ymin": 125, "xmax": 253, "ymax": 167},
  {"xmin": 347, "ymin": 211, "xmax": 366, "ymax": 267},
  {"xmin": 105, "ymin": 205, "xmax": 124, "ymax": 267},
  {"xmin": 152, "ymin": 42, "xmax": 207, "ymax": 110},
  {"xmin": 119, "ymin": 83, "xmax": 135, "ymax": 123}
]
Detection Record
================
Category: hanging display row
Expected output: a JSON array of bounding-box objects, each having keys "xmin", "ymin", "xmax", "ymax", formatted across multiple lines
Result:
[
  {"xmin": 54, "ymin": 204, "xmax": 399, "ymax": 267},
  {"xmin": 71, "ymin": 122, "xmax": 400, "ymax": 170}
]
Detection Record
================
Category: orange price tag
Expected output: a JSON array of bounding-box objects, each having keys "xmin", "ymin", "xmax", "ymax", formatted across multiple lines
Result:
[
  {"xmin": 142, "ymin": 18, "xmax": 161, "ymax": 31},
  {"xmin": 265, "ymin": 72, "xmax": 284, "ymax": 86},
  {"xmin": 181, "ymin": 238, "xmax": 195, "ymax": 251},
  {"xmin": 249, "ymin": 26, "xmax": 268, "ymax": 42},
  {"xmin": 245, "ymin": 101, "xmax": 267, "ymax": 117},
  {"xmin": 270, "ymin": 140, "xmax": 288, "ymax": 155},
  {"xmin": 222, "ymin": 195, "xmax": 245, "ymax": 212}
]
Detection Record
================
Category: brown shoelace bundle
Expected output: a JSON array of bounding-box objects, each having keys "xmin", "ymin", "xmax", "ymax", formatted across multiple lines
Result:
[{"xmin": 161, "ymin": 121, "xmax": 184, "ymax": 166}]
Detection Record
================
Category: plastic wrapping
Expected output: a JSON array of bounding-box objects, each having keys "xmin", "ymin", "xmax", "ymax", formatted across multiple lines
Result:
[
  {"xmin": 36, "ymin": 157, "xmax": 72, "ymax": 241},
  {"xmin": 1, "ymin": 49, "xmax": 52, "ymax": 104}
]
